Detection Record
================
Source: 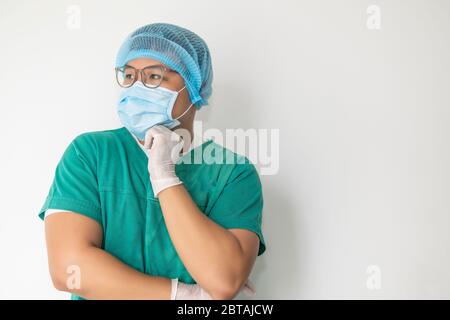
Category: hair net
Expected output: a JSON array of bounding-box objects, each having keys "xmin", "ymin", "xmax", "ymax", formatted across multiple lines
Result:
[{"xmin": 115, "ymin": 23, "xmax": 213, "ymax": 109}]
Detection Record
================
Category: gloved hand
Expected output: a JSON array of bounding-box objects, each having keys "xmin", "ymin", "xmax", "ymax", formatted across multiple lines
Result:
[
  {"xmin": 143, "ymin": 125, "xmax": 185, "ymax": 197},
  {"xmin": 170, "ymin": 279, "xmax": 212, "ymax": 300},
  {"xmin": 170, "ymin": 278, "xmax": 256, "ymax": 300}
]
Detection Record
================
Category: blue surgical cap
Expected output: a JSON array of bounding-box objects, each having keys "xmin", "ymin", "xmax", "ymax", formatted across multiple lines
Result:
[{"xmin": 115, "ymin": 23, "xmax": 213, "ymax": 109}]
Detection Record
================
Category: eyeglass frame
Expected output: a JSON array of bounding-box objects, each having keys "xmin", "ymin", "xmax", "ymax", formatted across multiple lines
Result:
[{"xmin": 114, "ymin": 64, "xmax": 176, "ymax": 89}]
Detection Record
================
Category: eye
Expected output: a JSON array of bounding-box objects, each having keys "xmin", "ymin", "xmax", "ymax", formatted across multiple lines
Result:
[{"xmin": 149, "ymin": 73, "xmax": 162, "ymax": 80}]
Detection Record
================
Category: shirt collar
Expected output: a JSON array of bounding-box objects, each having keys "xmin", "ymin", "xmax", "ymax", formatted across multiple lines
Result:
[{"xmin": 129, "ymin": 132, "xmax": 147, "ymax": 152}]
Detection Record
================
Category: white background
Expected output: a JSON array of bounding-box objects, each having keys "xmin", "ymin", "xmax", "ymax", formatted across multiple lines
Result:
[{"xmin": 0, "ymin": 0, "xmax": 449, "ymax": 299}]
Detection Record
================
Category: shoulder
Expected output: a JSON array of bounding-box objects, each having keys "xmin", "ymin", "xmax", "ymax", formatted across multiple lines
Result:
[
  {"xmin": 62, "ymin": 128, "xmax": 126, "ymax": 165},
  {"xmin": 70, "ymin": 127, "xmax": 125, "ymax": 151},
  {"xmin": 72, "ymin": 127, "xmax": 124, "ymax": 145},
  {"xmin": 191, "ymin": 139, "xmax": 260, "ymax": 184}
]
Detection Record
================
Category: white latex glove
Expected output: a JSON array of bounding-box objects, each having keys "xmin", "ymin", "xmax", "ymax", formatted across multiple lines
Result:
[
  {"xmin": 143, "ymin": 125, "xmax": 185, "ymax": 197},
  {"xmin": 171, "ymin": 278, "xmax": 256, "ymax": 300},
  {"xmin": 170, "ymin": 279, "xmax": 212, "ymax": 300}
]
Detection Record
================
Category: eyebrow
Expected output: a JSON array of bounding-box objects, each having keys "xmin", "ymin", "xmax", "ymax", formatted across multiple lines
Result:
[{"xmin": 125, "ymin": 64, "xmax": 174, "ymax": 72}]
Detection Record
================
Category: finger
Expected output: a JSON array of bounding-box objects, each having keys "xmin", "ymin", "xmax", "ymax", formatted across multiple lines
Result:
[
  {"xmin": 171, "ymin": 138, "xmax": 185, "ymax": 163},
  {"xmin": 144, "ymin": 126, "xmax": 165, "ymax": 149},
  {"xmin": 156, "ymin": 124, "xmax": 174, "ymax": 135},
  {"xmin": 143, "ymin": 129, "xmax": 154, "ymax": 149},
  {"xmin": 242, "ymin": 279, "xmax": 256, "ymax": 297},
  {"xmin": 167, "ymin": 127, "xmax": 183, "ymax": 143}
]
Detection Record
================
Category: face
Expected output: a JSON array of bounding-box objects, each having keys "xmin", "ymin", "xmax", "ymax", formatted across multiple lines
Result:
[{"xmin": 125, "ymin": 57, "xmax": 196, "ymax": 139}]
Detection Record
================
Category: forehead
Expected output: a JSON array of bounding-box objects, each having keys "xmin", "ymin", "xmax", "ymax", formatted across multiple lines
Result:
[{"xmin": 126, "ymin": 57, "xmax": 167, "ymax": 69}]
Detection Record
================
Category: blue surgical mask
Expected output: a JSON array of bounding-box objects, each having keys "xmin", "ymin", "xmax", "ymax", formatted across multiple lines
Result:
[{"xmin": 117, "ymin": 81, "xmax": 193, "ymax": 140}]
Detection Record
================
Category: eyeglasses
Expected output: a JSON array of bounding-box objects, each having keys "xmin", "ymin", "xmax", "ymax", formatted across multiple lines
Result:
[{"xmin": 115, "ymin": 65, "xmax": 174, "ymax": 88}]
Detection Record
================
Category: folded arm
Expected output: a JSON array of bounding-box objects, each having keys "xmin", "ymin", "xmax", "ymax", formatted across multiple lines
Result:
[
  {"xmin": 44, "ymin": 211, "xmax": 171, "ymax": 299},
  {"xmin": 158, "ymin": 185, "xmax": 260, "ymax": 300}
]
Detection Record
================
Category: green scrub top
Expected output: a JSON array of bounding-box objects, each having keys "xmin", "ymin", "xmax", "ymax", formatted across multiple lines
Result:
[{"xmin": 38, "ymin": 127, "xmax": 266, "ymax": 300}]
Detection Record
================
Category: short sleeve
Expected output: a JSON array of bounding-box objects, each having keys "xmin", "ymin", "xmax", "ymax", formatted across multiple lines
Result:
[
  {"xmin": 38, "ymin": 135, "xmax": 102, "ymax": 225},
  {"xmin": 208, "ymin": 162, "xmax": 266, "ymax": 256}
]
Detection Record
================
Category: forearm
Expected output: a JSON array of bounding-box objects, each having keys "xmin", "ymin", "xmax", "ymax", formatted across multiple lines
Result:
[
  {"xmin": 53, "ymin": 245, "xmax": 171, "ymax": 300},
  {"xmin": 158, "ymin": 184, "xmax": 245, "ymax": 297}
]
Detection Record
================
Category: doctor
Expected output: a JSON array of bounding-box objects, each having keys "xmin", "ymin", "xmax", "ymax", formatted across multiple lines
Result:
[{"xmin": 39, "ymin": 23, "xmax": 266, "ymax": 300}]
